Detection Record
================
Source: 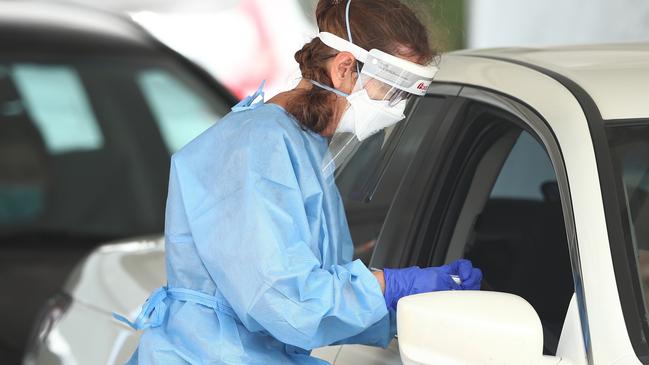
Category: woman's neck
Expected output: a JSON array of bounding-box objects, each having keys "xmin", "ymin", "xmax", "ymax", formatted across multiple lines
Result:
[
  {"xmin": 267, "ymin": 78, "xmax": 308, "ymax": 102},
  {"xmin": 266, "ymin": 80, "xmax": 339, "ymax": 137}
]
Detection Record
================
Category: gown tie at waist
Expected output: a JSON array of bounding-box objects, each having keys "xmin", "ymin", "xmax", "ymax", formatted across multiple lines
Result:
[{"xmin": 112, "ymin": 286, "xmax": 236, "ymax": 330}]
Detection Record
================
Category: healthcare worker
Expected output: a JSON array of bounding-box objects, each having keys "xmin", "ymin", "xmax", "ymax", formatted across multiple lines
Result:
[{"xmin": 115, "ymin": 0, "xmax": 482, "ymax": 363}]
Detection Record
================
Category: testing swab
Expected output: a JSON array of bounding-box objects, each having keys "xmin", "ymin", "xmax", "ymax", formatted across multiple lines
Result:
[{"xmin": 451, "ymin": 275, "xmax": 462, "ymax": 285}]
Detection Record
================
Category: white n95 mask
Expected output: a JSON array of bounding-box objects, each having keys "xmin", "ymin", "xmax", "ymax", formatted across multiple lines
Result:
[
  {"xmin": 337, "ymin": 89, "xmax": 407, "ymax": 141},
  {"xmin": 311, "ymin": 80, "xmax": 407, "ymax": 142},
  {"xmin": 310, "ymin": 79, "xmax": 408, "ymax": 181}
]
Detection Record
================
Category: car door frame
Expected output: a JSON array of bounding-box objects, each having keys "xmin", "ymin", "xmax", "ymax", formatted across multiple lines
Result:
[{"xmin": 371, "ymin": 82, "xmax": 591, "ymax": 360}]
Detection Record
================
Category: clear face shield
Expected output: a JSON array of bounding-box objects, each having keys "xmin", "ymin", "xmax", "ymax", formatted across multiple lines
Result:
[
  {"xmin": 352, "ymin": 67, "xmax": 413, "ymax": 107},
  {"xmin": 316, "ymin": 32, "xmax": 439, "ymax": 182}
]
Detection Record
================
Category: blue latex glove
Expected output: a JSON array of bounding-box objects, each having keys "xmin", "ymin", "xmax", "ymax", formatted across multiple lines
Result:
[{"xmin": 382, "ymin": 259, "xmax": 482, "ymax": 311}]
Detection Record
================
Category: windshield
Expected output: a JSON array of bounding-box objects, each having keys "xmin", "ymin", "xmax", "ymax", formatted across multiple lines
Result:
[
  {"xmin": 0, "ymin": 56, "xmax": 230, "ymax": 242},
  {"xmin": 606, "ymin": 123, "xmax": 649, "ymax": 314}
]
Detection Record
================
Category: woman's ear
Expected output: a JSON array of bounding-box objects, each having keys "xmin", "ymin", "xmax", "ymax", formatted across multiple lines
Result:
[{"xmin": 329, "ymin": 51, "xmax": 357, "ymax": 93}]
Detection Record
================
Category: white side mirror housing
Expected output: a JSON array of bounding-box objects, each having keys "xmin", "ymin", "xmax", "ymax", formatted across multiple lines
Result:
[{"xmin": 397, "ymin": 291, "xmax": 561, "ymax": 365}]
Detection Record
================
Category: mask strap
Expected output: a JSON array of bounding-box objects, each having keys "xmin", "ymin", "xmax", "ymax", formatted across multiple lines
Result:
[
  {"xmin": 309, "ymin": 79, "xmax": 349, "ymax": 98},
  {"xmin": 345, "ymin": 0, "xmax": 354, "ymax": 44},
  {"xmin": 345, "ymin": 0, "xmax": 363, "ymax": 86}
]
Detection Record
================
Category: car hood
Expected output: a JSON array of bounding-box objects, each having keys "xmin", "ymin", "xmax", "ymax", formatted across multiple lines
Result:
[{"xmin": 63, "ymin": 235, "xmax": 166, "ymax": 315}]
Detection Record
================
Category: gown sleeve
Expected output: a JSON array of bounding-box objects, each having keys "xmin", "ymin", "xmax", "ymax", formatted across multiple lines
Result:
[
  {"xmin": 174, "ymin": 121, "xmax": 392, "ymax": 350},
  {"xmin": 332, "ymin": 308, "xmax": 397, "ymax": 347}
]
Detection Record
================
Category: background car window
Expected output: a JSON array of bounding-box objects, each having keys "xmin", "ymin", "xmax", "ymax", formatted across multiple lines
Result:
[
  {"xmin": 136, "ymin": 68, "xmax": 221, "ymax": 153},
  {"xmin": 1, "ymin": 64, "xmax": 51, "ymax": 227},
  {"xmin": 10, "ymin": 64, "xmax": 104, "ymax": 154},
  {"xmin": 0, "ymin": 56, "xmax": 232, "ymax": 363},
  {"xmin": 0, "ymin": 58, "xmax": 229, "ymax": 237},
  {"xmin": 606, "ymin": 124, "xmax": 649, "ymax": 317}
]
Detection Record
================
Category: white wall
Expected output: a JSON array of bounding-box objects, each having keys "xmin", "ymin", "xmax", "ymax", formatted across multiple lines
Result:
[{"xmin": 468, "ymin": 0, "xmax": 649, "ymax": 48}]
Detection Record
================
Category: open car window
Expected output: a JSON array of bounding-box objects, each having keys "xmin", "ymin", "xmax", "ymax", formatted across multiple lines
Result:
[{"xmin": 423, "ymin": 102, "xmax": 575, "ymax": 355}]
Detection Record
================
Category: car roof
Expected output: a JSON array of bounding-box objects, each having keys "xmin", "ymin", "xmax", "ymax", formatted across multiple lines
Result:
[
  {"xmin": 0, "ymin": 1, "xmax": 158, "ymax": 55},
  {"xmin": 447, "ymin": 43, "xmax": 649, "ymax": 121}
]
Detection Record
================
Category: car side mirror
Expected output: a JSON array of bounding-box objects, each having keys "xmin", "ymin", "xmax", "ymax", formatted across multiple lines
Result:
[{"xmin": 397, "ymin": 291, "xmax": 562, "ymax": 365}]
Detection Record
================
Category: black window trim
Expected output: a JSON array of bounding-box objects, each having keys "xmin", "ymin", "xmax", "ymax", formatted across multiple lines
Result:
[{"xmin": 605, "ymin": 119, "xmax": 649, "ymax": 128}]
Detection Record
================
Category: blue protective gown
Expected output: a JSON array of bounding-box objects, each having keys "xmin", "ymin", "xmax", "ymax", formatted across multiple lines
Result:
[{"xmin": 120, "ymin": 88, "xmax": 396, "ymax": 364}]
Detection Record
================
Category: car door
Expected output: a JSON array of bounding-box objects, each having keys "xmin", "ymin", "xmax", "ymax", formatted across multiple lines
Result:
[{"xmin": 364, "ymin": 86, "xmax": 588, "ymax": 364}]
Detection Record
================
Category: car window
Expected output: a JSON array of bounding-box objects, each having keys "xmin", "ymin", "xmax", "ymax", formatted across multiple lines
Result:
[
  {"xmin": 0, "ymin": 57, "xmax": 230, "ymax": 241},
  {"xmin": 10, "ymin": 64, "xmax": 104, "ymax": 154},
  {"xmin": 490, "ymin": 132, "xmax": 556, "ymax": 201},
  {"xmin": 606, "ymin": 124, "xmax": 649, "ymax": 319},
  {"xmin": 136, "ymin": 68, "xmax": 221, "ymax": 153},
  {"xmin": 429, "ymin": 104, "xmax": 573, "ymax": 355}
]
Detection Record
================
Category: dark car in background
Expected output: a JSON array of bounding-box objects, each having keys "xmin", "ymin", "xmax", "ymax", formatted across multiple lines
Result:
[{"xmin": 0, "ymin": 1, "xmax": 235, "ymax": 363}]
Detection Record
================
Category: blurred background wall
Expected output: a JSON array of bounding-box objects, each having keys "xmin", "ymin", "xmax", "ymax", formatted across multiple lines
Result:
[
  {"xmin": 468, "ymin": 0, "xmax": 649, "ymax": 48},
  {"xmin": 40, "ymin": 0, "xmax": 649, "ymax": 98}
]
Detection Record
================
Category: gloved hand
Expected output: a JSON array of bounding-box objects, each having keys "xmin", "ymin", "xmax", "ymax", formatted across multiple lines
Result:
[
  {"xmin": 452, "ymin": 258, "xmax": 482, "ymax": 291},
  {"xmin": 382, "ymin": 259, "xmax": 482, "ymax": 311}
]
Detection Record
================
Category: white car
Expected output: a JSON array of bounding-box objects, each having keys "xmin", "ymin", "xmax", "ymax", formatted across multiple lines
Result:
[{"xmin": 26, "ymin": 43, "xmax": 649, "ymax": 365}]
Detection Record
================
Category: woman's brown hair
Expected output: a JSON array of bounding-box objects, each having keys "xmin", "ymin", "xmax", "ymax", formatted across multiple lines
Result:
[{"xmin": 285, "ymin": 0, "xmax": 436, "ymax": 134}]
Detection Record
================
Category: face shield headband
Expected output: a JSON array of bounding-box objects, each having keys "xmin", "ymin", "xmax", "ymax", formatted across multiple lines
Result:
[{"xmin": 317, "ymin": 31, "xmax": 439, "ymax": 97}]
